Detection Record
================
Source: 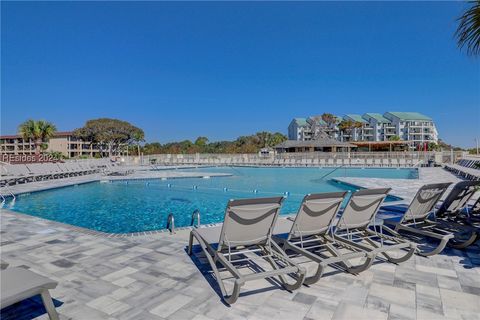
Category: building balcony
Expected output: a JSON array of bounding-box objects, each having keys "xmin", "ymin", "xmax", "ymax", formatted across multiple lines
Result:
[
  {"xmin": 408, "ymin": 124, "xmax": 433, "ymax": 128},
  {"xmin": 409, "ymin": 132, "xmax": 433, "ymax": 136}
]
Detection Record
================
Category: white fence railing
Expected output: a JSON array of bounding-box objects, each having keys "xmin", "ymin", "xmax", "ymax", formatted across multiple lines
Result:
[{"xmin": 133, "ymin": 151, "xmax": 465, "ymax": 167}]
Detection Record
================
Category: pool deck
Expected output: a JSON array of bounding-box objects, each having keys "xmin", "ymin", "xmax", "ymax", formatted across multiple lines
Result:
[
  {"xmin": 1, "ymin": 167, "xmax": 480, "ymax": 320},
  {"xmin": 1, "ymin": 209, "xmax": 480, "ymax": 320},
  {"xmin": 334, "ymin": 167, "xmax": 464, "ymax": 204}
]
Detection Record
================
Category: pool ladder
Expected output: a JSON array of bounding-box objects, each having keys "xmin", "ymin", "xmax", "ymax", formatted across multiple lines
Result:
[
  {"xmin": 191, "ymin": 209, "xmax": 200, "ymax": 227},
  {"xmin": 0, "ymin": 186, "xmax": 16, "ymax": 208},
  {"xmin": 166, "ymin": 209, "xmax": 201, "ymax": 234}
]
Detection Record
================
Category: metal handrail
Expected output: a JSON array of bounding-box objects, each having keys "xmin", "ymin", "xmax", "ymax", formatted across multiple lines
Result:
[
  {"xmin": 191, "ymin": 209, "xmax": 200, "ymax": 227},
  {"xmin": 4, "ymin": 186, "xmax": 16, "ymax": 202},
  {"xmin": 0, "ymin": 185, "xmax": 15, "ymax": 207},
  {"xmin": 166, "ymin": 213, "xmax": 175, "ymax": 234},
  {"xmin": 413, "ymin": 160, "xmax": 424, "ymax": 168},
  {"xmin": 319, "ymin": 165, "xmax": 345, "ymax": 180}
]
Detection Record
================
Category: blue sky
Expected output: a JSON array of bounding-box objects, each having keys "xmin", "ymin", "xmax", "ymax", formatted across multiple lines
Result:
[{"xmin": 1, "ymin": 2, "xmax": 479, "ymax": 147}]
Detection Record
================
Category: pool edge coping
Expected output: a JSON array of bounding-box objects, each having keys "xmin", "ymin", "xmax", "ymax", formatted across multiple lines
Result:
[{"xmin": 1, "ymin": 208, "xmax": 300, "ymax": 238}]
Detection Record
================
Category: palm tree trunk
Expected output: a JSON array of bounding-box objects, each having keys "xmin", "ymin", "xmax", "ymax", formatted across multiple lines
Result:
[
  {"xmin": 35, "ymin": 139, "xmax": 42, "ymax": 155},
  {"xmin": 137, "ymin": 143, "xmax": 140, "ymax": 156}
]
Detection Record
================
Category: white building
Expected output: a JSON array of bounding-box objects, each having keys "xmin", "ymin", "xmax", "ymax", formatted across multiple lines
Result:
[
  {"xmin": 383, "ymin": 112, "xmax": 438, "ymax": 148},
  {"xmin": 288, "ymin": 118, "xmax": 311, "ymax": 141},
  {"xmin": 362, "ymin": 113, "xmax": 398, "ymax": 142},
  {"xmin": 342, "ymin": 114, "xmax": 375, "ymax": 142},
  {"xmin": 289, "ymin": 112, "xmax": 438, "ymax": 149}
]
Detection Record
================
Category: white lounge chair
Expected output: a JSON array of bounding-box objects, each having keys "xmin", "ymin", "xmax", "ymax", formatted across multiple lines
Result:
[
  {"xmin": 1, "ymin": 267, "xmax": 59, "ymax": 320},
  {"xmin": 188, "ymin": 197, "xmax": 305, "ymax": 304}
]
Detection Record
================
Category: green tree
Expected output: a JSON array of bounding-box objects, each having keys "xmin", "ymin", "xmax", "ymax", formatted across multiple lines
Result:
[
  {"xmin": 140, "ymin": 131, "xmax": 287, "ymax": 154},
  {"xmin": 143, "ymin": 142, "xmax": 162, "ymax": 155},
  {"xmin": 255, "ymin": 131, "xmax": 270, "ymax": 148},
  {"xmin": 266, "ymin": 132, "xmax": 287, "ymax": 147},
  {"xmin": 73, "ymin": 118, "xmax": 143, "ymax": 157},
  {"xmin": 338, "ymin": 120, "xmax": 355, "ymax": 141},
  {"xmin": 455, "ymin": 0, "xmax": 480, "ymax": 56},
  {"xmin": 18, "ymin": 119, "xmax": 57, "ymax": 155},
  {"xmin": 47, "ymin": 151, "xmax": 66, "ymax": 160},
  {"xmin": 321, "ymin": 113, "xmax": 338, "ymax": 138},
  {"xmin": 427, "ymin": 142, "xmax": 440, "ymax": 151},
  {"xmin": 388, "ymin": 135, "xmax": 401, "ymax": 141},
  {"xmin": 194, "ymin": 136, "xmax": 209, "ymax": 147},
  {"xmin": 321, "ymin": 113, "xmax": 337, "ymax": 127},
  {"xmin": 132, "ymin": 130, "xmax": 145, "ymax": 156}
]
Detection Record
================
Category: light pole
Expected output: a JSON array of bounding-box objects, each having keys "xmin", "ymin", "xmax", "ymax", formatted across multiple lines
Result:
[{"xmin": 476, "ymin": 138, "xmax": 479, "ymax": 155}]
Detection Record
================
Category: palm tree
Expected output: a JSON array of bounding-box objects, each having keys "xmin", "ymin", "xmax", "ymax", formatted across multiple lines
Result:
[
  {"xmin": 256, "ymin": 131, "xmax": 271, "ymax": 148},
  {"xmin": 132, "ymin": 130, "xmax": 145, "ymax": 156},
  {"xmin": 455, "ymin": 0, "xmax": 480, "ymax": 56},
  {"xmin": 18, "ymin": 120, "xmax": 57, "ymax": 155}
]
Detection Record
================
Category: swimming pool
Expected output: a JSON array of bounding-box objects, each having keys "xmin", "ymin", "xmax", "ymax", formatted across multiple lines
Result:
[{"xmin": 9, "ymin": 167, "xmax": 417, "ymax": 233}]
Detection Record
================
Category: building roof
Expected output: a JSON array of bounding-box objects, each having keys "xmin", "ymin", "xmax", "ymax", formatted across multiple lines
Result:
[
  {"xmin": 307, "ymin": 116, "xmax": 327, "ymax": 126},
  {"xmin": 344, "ymin": 114, "xmax": 368, "ymax": 124},
  {"xmin": 274, "ymin": 139, "xmax": 356, "ymax": 149},
  {"xmin": 292, "ymin": 118, "xmax": 308, "ymax": 127},
  {"xmin": 384, "ymin": 112, "xmax": 432, "ymax": 121},
  {"xmin": 0, "ymin": 131, "xmax": 73, "ymax": 139},
  {"xmin": 363, "ymin": 113, "xmax": 390, "ymax": 123}
]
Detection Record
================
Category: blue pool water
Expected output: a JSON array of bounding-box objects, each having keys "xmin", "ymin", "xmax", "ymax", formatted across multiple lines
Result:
[{"xmin": 9, "ymin": 167, "xmax": 417, "ymax": 233}]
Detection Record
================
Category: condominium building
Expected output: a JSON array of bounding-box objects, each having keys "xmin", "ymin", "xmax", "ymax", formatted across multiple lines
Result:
[
  {"xmin": 288, "ymin": 112, "xmax": 438, "ymax": 148},
  {"xmin": 288, "ymin": 118, "xmax": 312, "ymax": 141},
  {"xmin": 383, "ymin": 112, "xmax": 438, "ymax": 146},
  {"xmin": 0, "ymin": 132, "xmax": 104, "ymax": 158}
]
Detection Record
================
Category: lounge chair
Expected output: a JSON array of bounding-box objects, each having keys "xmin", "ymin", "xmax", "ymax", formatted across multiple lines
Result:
[
  {"xmin": 436, "ymin": 181, "xmax": 479, "ymax": 218},
  {"xmin": 468, "ymin": 197, "xmax": 480, "ymax": 224},
  {"xmin": 332, "ymin": 189, "xmax": 416, "ymax": 264},
  {"xmin": 1, "ymin": 164, "xmax": 35, "ymax": 185},
  {"xmin": 382, "ymin": 183, "xmax": 477, "ymax": 256},
  {"xmin": 188, "ymin": 197, "xmax": 305, "ymax": 304},
  {"xmin": 435, "ymin": 181, "xmax": 480, "ymax": 230},
  {"xmin": 1, "ymin": 267, "xmax": 59, "ymax": 320},
  {"xmin": 274, "ymin": 192, "xmax": 374, "ymax": 285}
]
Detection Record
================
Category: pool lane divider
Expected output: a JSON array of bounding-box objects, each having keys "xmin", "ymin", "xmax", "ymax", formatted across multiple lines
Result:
[{"xmin": 112, "ymin": 181, "xmax": 307, "ymax": 197}]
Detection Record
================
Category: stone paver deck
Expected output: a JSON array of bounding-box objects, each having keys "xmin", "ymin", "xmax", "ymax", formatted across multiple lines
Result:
[
  {"xmin": 334, "ymin": 167, "xmax": 464, "ymax": 203},
  {"xmin": 1, "ymin": 208, "xmax": 479, "ymax": 320},
  {"xmin": 1, "ymin": 167, "xmax": 480, "ymax": 319}
]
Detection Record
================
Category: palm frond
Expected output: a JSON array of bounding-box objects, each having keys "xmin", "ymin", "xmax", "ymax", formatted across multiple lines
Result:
[{"xmin": 456, "ymin": 0, "xmax": 480, "ymax": 56}]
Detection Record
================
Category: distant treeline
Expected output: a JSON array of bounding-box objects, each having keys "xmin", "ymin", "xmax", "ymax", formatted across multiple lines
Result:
[{"xmin": 129, "ymin": 132, "xmax": 287, "ymax": 155}]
